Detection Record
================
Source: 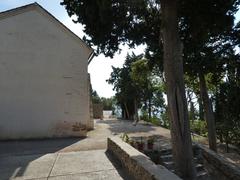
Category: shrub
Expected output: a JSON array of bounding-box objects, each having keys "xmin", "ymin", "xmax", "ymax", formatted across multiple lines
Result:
[
  {"xmin": 190, "ymin": 120, "xmax": 207, "ymax": 137},
  {"xmin": 160, "ymin": 111, "xmax": 170, "ymax": 129},
  {"xmin": 140, "ymin": 110, "xmax": 150, "ymax": 122},
  {"xmin": 149, "ymin": 116, "xmax": 160, "ymax": 126},
  {"xmin": 120, "ymin": 133, "xmax": 130, "ymax": 143}
]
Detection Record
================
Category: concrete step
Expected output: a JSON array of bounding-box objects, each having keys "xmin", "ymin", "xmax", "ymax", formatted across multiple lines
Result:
[
  {"xmin": 159, "ymin": 151, "xmax": 210, "ymax": 180},
  {"xmin": 194, "ymin": 154, "xmax": 204, "ymax": 163},
  {"xmin": 162, "ymin": 161, "xmax": 175, "ymax": 170},
  {"xmin": 197, "ymin": 170, "xmax": 210, "ymax": 180},
  {"xmin": 159, "ymin": 149, "xmax": 172, "ymax": 155},
  {"xmin": 160, "ymin": 154, "xmax": 173, "ymax": 162},
  {"xmin": 170, "ymin": 169, "xmax": 175, "ymax": 173},
  {"xmin": 195, "ymin": 163, "xmax": 204, "ymax": 172},
  {"xmin": 194, "ymin": 157, "xmax": 202, "ymax": 164},
  {"xmin": 162, "ymin": 162, "xmax": 204, "ymax": 172},
  {"xmin": 156, "ymin": 146, "xmax": 211, "ymax": 180},
  {"xmin": 160, "ymin": 161, "xmax": 210, "ymax": 180},
  {"xmin": 161, "ymin": 160, "xmax": 206, "ymax": 170},
  {"xmin": 160, "ymin": 156, "xmax": 199, "ymax": 164}
]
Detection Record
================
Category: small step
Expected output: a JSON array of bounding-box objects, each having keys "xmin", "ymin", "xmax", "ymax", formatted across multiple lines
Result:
[
  {"xmin": 195, "ymin": 163, "xmax": 204, "ymax": 172},
  {"xmin": 159, "ymin": 149, "xmax": 172, "ymax": 155},
  {"xmin": 194, "ymin": 157, "xmax": 202, "ymax": 163},
  {"xmin": 195, "ymin": 157, "xmax": 203, "ymax": 164},
  {"xmin": 160, "ymin": 154, "xmax": 173, "ymax": 162},
  {"xmin": 163, "ymin": 161, "xmax": 174, "ymax": 170},
  {"xmin": 160, "ymin": 154, "xmax": 200, "ymax": 163},
  {"xmin": 197, "ymin": 170, "xmax": 210, "ymax": 180}
]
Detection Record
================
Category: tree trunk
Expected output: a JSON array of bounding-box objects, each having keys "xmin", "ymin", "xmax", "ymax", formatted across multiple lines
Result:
[
  {"xmin": 134, "ymin": 98, "xmax": 139, "ymax": 123},
  {"xmin": 121, "ymin": 104, "xmax": 125, "ymax": 119},
  {"xmin": 219, "ymin": 133, "xmax": 223, "ymax": 143},
  {"xmin": 161, "ymin": 0, "xmax": 196, "ymax": 179},
  {"xmin": 190, "ymin": 102, "xmax": 195, "ymax": 121},
  {"xmin": 199, "ymin": 72, "xmax": 217, "ymax": 152},
  {"xmin": 124, "ymin": 102, "xmax": 130, "ymax": 120},
  {"xmin": 187, "ymin": 90, "xmax": 195, "ymax": 122},
  {"xmin": 198, "ymin": 96, "xmax": 204, "ymax": 120},
  {"xmin": 148, "ymin": 98, "xmax": 152, "ymax": 120}
]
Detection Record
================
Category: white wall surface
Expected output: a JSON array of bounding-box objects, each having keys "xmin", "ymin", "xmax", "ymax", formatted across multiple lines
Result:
[{"xmin": 0, "ymin": 8, "xmax": 92, "ymax": 139}]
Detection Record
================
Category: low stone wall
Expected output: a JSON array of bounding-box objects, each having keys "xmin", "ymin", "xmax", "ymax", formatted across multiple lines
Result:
[
  {"xmin": 107, "ymin": 136, "xmax": 181, "ymax": 180},
  {"xmin": 197, "ymin": 144, "xmax": 240, "ymax": 180}
]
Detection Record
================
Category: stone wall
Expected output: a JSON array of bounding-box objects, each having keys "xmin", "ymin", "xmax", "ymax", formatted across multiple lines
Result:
[
  {"xmin": 197, "ymin": 144, "xmax": 240, "ymax": 180},
  {"xmin": 107, "ymin": 136, "xmax": 181, "ymax": 180}
]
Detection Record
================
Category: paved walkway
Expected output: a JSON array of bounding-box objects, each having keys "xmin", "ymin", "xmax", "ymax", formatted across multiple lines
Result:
[
  {"xmin": 0, "ymin": 149, "xmax": 130, "ymax": 180},
  {"xmin": 0, "ymin": 119, "xmax": 170, "ymax": 180},
  {"xmin": 0, "ymin": 119, "xmax": 170, "ymax": 156}
]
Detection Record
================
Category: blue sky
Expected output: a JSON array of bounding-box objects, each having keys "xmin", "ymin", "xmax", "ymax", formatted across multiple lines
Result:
[{"xmin": 0, "ymin": 1, "xmax": 239, "ymax": 97}]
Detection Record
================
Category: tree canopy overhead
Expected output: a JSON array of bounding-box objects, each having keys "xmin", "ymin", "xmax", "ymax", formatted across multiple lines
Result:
[
  {"xmin": 61, "ymin": 0, "xmax": 239, "ymax": 58},
  {"xmin": 61, "ymin": 0, "xmax": 161, "ymax": 57}
]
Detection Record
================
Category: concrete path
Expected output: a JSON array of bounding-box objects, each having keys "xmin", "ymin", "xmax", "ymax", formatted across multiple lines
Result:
[
  {"xmin": 0, "ymin": 119, "xmax": 170, "ymax": 156},
  {"xmin": 0, "ymin": 119, "xmax": 170, "ymax": 180},
  {"xmin": 59, "ymin": 119, "xmax": 171, "ymax": 152},
  {"xmin": 0, "ymin": 149, "xmax": 130, "ymax": 180}
]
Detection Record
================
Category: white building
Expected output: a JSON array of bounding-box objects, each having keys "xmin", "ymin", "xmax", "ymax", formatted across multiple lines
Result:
[{"xmin": 0, "ymin": 3, "xmax": 94, "ymax": 139}]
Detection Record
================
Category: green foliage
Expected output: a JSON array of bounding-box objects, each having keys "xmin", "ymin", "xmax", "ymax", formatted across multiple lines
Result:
[
  {"xmin": 215, "ymin": 56, "xmax": 240, "ymax": 149},
  {"xmin": 151, "ymin": 86, "xmax": 166, "ymax": 116},
  {"xmin": 147, "ymin": 137, "xmax": 155, "ymax": 144},
  {"xmin": 215, "ymin": 80, "xmax": 240, "ymax": 148},
  {"xmin": 190, "ymin": 120, "xmax": 208, "ymax": 137},
  {"xmin": 181, "ymin": 2, "xmax": 239, "ymax": 150},
  {"xmin": 107, "ymin": 53, "xmax": 165, "ymax": 120},
  {"xmin": 131, "ymin": 59, "xmax": 151, "ymax": 86},
  {"xmin": 91, "ymin": 90, "xmax": 101, "ymax": 104},
  {"xmin": 130, "ymin": 58, "xmax": 153, "ymax": 108},
  {"xmin": 149, "ymin": 116, "xmax": 161, "ymax": 126},
  {"xmin": 120, "ymin": 133, "xmax": 130, "ymax": 143},
  {"xmin": 92, "ymin": 90, "xmax": 116, "ymax": 111},
  {"xmin": 182, "ymin": 0, "xmax": 239, "ymax": 79},
  {"xmin": 107, "ymin": 53, "xmax": 141, "ymax": 119},
  {"xmin": 131, "ymin": 58, "xmax": 165, "ymax": 119},
  {"xmin": 101, "ymin": 97, "xmax": 115, "ymax": 110},
  {"xmin": 140, "ymin": 110, "xmax": 149, "ymax": 122},
  {"xmin": 60, "ymin": 0, "xmax": 161, "ymax": 58},
  {"xmin": 160, "ymin": 111, "xmax": 170, "ymax": 129},
  {"xmin": 141, "ymin": 112, "xmax": 169, "ymax": 128}
]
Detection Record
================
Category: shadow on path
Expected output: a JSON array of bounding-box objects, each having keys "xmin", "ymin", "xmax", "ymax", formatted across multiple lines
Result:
[
  {"xmin": 0, "ymin": 137, "xmax": 83, "ymax": 156},
  {"xmin": 0, "ymin": 138, "xmax": 84, "ymax": 179},
  {"xmin": 98, "ymin": 119, "xmax": 156, "ymax": 134}
]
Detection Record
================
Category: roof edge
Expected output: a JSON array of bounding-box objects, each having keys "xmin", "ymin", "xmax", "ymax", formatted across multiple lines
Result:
[
  {"xmin": 0, "ymin": 2, "xmax": 37, "ymax": 20},
  {"xmin": 0, "ymin": 2, "xmax": 94, "ymax": 54}
]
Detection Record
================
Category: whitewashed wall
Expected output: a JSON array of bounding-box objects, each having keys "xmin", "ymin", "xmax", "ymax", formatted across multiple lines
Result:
[{"xmin": 0, "ymin": 8, "xmax": 92, "ymax": 139}]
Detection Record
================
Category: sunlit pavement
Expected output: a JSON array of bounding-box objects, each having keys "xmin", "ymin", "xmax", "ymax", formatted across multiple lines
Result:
[
  {"xmin": 0, "ymin": 149, "xmax": 131, "ymax": 180},
  {"xmin": 0, "ymin": 119, "xmax": 170, "ymax": 179}
]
